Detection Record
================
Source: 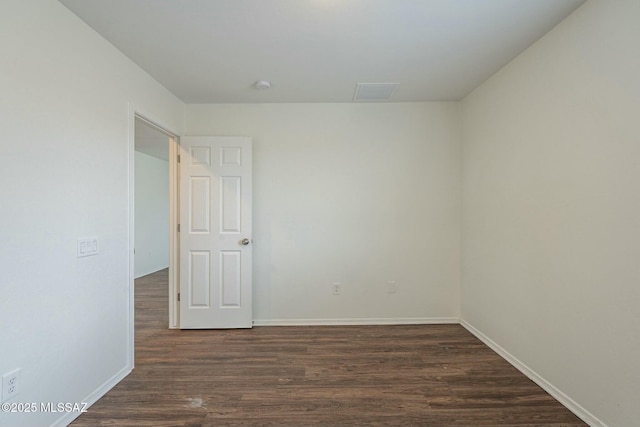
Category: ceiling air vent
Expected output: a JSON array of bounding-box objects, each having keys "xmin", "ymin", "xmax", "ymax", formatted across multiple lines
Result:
[{"xmin": 353, "ymin": 83, "xmax": 399, "ymax": 101}]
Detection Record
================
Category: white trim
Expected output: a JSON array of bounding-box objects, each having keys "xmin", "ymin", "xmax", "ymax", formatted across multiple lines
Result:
[
  {"xmin": 51, "ymin": 365, "xmax": 131, "ymax": 427},
  {"xmin": 460, "ymin": 319, "xmax": 607, "ymax": 427},
  {"xmin": 253, "ymin": 317, "xmax": 459, "ymax": 327},
  {"xmin": 126, "ymin": 103, "xmax": 136, "ymax": 370},
  {"xmin": 168, "ymin": 135, "xmax": 180, "ymax": 329}
]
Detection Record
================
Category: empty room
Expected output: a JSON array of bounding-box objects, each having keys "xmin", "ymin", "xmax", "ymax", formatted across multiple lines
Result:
[{"xmin": 1, "ymin": 1, "xmax": 638, "ymax": 426}]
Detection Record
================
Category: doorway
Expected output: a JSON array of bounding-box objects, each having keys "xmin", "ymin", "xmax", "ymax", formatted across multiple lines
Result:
[
  {"xmin": 134, "ymin": 118, "xmax": 170, "ymax": 278},
  {"xmin": 129, "ymin": 114, "xmax": 253, "ymax": 335},
  {"xmin": 131, "ymin": 114, "xmax": 180, "ymax": 335}
]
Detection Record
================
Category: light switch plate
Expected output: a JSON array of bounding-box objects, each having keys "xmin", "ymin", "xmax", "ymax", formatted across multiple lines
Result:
[{"xmin": 77, "ymin": 237, "xmax": 98, "ymax": 258}]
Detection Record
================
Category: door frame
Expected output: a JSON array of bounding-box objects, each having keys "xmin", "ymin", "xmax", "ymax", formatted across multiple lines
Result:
[{"xmin": 127, "ymin": 105, "xmax": 181, "ymax": 366}]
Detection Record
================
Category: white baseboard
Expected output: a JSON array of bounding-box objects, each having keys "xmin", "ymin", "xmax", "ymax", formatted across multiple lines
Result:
[
  {"xmin": 460, "ymin": 319, "xmax": 607, "ymax": 427},
  {"xmin": 51, "ymin": 365, "xmax": 132, "ymax": 427},
  {"xmin": 253, "ymin": 317, "xmax": 459, "ymax": 326}
]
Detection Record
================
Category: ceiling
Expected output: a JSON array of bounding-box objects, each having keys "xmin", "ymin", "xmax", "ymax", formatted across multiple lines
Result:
[{"xmin": 60, "ymin": 0, "xmax": 585, "ymax": 104}]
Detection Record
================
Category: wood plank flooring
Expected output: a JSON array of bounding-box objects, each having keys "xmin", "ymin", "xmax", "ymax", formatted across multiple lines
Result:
[{"xmin": 71, "ymin": 269, "xmax": 587, "ymax": 426}]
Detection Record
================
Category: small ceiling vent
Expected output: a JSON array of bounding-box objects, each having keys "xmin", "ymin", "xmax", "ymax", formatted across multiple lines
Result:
[{"xmin": 353, "ymin": 83, "xmax": 399, "ymax": 101}]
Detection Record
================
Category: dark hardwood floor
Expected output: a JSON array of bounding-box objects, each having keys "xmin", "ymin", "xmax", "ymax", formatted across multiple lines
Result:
[{"xmin": 71, "ymin": 269, "xmax": 587, "ymax": 426}]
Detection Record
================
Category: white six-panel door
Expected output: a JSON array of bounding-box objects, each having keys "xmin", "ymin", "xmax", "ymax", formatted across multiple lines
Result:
[{"xmin": 179, "ymin": 136, "xmax": 252, "ymax": 329}]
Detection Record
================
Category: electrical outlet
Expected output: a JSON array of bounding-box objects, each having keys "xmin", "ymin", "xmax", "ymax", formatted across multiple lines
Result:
[
  {"xmin": 332, "ymin": 282, "xmax": 342, "ymax": 295},
  {"xmin": 2, "ymin": 369, "xmax": 21, "ymax": 402},
  {"xmin": 387, "ymin": 281, "xmax": 397, "ymax": 294}
]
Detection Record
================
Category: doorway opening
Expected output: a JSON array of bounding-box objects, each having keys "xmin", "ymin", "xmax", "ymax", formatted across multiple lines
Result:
[
  {"xmin": 134, "ymin": 118, "xmax": 170, "ymax": 278},
  {"xmin": 132, "ymin": 114, "xmax": 180, "ymax": 335}
]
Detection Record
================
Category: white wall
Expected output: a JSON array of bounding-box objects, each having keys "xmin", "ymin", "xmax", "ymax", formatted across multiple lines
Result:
[
  {"xmin": 0, "ymin": 1, "xmax": 184, "ymax": 426},
  {"xmin": 135, "ymin": 151, "xmax": 169, "ymax": 278},
  {"xmin": 6, "ymin": 1, "xmax": 632, "ymax": 425},
  {"xmin": 461, "ymin": 1, "xmax": 640, "ymax": 426},
  {"xmin": 187, "ymin": 103, "xmax": 461, "ymax": 324}
]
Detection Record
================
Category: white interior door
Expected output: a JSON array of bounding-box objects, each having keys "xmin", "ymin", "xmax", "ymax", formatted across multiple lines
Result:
[{"xmin": 179, "ymin": 136, "xmax": 252, "ymax": 329}]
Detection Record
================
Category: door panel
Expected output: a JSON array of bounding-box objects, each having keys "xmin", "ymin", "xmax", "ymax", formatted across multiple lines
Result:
[
  {"xmin": 188, "ymin": 251, "xmax": 210, "ymax": 307},
  {"xmin": 221, "ymin": 176, "xmax": 242, "ymax": 233},
  {"xmin": 179, "ymin": 136, "xmax": 252, "ymax": 329},
  {"xmin": 220, "ymin": 250, "xmax": 241, "ymax": 306},
  {"xmin": 189, "ymin": 177, "xmax": 211, "ymax": 233}
]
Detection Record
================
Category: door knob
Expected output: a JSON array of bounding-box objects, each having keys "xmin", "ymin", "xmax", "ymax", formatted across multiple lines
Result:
[{"xmin": 240, "ymin": 238, "xmax": 251, "ymax": 246}]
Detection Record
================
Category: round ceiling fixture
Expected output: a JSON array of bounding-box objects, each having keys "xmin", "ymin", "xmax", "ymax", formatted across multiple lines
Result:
[{"xmin": 254, "ymin": 80, "xmax": 271, "ymax": 90}]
